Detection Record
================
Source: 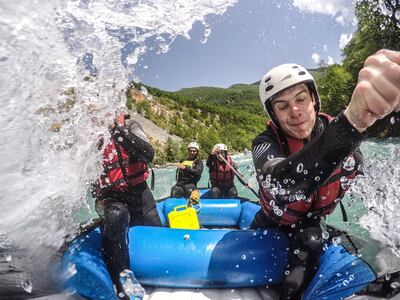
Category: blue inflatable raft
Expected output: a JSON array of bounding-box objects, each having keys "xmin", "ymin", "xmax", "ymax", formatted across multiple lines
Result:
[{"xmin": 61, "ymin": 191, "xmax": 377, "ymax": 300}]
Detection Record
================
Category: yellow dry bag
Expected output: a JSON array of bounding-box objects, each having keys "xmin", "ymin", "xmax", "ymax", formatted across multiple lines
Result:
[{"xmin": 168, "ymin": 205, "xmax": 200, "ymax": 230}]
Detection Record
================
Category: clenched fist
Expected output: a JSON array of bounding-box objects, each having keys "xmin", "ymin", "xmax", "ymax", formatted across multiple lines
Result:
[{"xmin": 344, "ymin": 49, "xmax": 400, "ymax": 132}]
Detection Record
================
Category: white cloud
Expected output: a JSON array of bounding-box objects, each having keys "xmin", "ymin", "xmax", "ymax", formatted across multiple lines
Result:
[
  {"xmin": 327, "ymin": 56, "xmax": 334, "ymax": 65},
  {"xmin": 339, "ymin": 33, "xmax": 353, "ymax": 49},
  {"xmin": 312, "ymin": 52, "xmax": 321, "ymax": 64},
  {"xmin": 323, "ymin": 44, "xmax": 328, "ymax": 52},
  {"xmin": 292, "ymin": 0, "xmax": 355, "ymax": 26}
]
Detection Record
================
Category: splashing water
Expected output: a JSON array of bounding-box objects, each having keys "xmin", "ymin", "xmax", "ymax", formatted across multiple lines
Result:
[
  {"xmin": 0, "ymin": 0, "xmax": 237, "ymax": 260},
  {"xmin": 352, "ymin": 140, "xmax": 400, "ymax": 254}
]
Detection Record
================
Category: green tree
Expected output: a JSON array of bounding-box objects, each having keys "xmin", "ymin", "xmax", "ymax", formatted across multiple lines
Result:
[
  {"xmin": 317, "ymin": 65, "xmax": 353, "ymax": 116},
  {"xmin": 165, "ymin": 137, "xmax": 179, "ymax": 162},
  {"xmin": 343, "ymin": 0, "xmax": 400, "ymax": 82}
]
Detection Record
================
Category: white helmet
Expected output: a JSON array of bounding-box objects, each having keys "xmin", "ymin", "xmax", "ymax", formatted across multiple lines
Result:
[
  {"xmin": 214, "ymin": 143, "xmax": 228, "ymax": 152},
  {"xmin": 187, "ymin": 141, "xmax": 199, "ymax": 151},
  {"xmin": 259, "ymin": 63, "xmax": 320, "ymax": 124}
]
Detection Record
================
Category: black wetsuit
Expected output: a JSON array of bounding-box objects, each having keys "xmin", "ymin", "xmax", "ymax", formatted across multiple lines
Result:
[
  {"xmin": 251, "ymin": 112, "xmax": 364, "ymax": 300},
  {"xmin": 170, "ymin": 157, "xmax": 203, "ymax": 197},
  {"xmin": 95, "ymin": 119, "xmax": 162, "ymax": 298}
]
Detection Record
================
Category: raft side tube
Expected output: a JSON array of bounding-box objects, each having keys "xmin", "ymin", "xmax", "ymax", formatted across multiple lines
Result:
[
  {"xmin": 130, "ymin": 226, "xmax": 289, "ymax": 288},
  {"xmin": 61, "ymin": 228, "xmax": 117, "ymax": 299}
]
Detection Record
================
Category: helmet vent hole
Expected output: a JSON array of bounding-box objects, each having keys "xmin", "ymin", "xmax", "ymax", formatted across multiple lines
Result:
[
  {"xmin": 292, "ymin": 65, "xmax": 299, "ymax": 68},
  {"xmin": 265, "ymin": 85, "xmax": 274, "ymax": 92},
  {"xmin": 264, "ymin": 76, "xmax": 271, "ymax": 83},
  {"xmin": 298, "ymin": 71, "xmax": 306, "ymax": 75}
]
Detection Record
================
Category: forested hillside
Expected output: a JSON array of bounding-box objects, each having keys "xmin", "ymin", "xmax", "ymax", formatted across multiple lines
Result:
[
  {"xmin": 127, "ymin": 0, "xmax": 400, "ymax": 165},
  {"xmin": 126, "ymin": 82, "xmax": 265, "ymax": 164}
]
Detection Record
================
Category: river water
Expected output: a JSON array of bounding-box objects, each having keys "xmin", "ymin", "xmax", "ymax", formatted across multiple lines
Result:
[{"xmin": 1, "ymin": 1, "xmax": 400, "ymax": 299}]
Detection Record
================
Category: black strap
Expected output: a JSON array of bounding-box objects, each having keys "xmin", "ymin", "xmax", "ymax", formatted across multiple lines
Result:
[
  {"xmin": 113, "ymin": 139, "xmax": 132, "ymax": 193},
  {"xmin": 104, "ymin": 159, "xmax": 130, "ymax": 171},
  {"xmin": 339, "ymin": 200, "xmax": 348, "ymax": 222},
  {"xmin": 149, "ymin": 164, "xmax": 155, "ymax": 191}
]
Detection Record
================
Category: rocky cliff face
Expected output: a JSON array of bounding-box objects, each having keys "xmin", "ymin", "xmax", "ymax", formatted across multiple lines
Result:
[{"xmin": 127, "ymin": 88, "xmax": 182, "ymax": 145}]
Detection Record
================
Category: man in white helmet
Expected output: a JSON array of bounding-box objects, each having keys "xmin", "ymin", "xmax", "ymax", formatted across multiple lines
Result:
[
  {"xmin": 250, "ymin": 49, "xmax": 400, "ymax": 300},
  {"xmin": 170, "ymin": 141, "xmax": 204, "ymax": 198}
]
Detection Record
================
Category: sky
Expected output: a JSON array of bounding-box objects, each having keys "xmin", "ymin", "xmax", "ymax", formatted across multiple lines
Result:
[{"xmin": 134, "ymin": 0, "xmax": 357, "ymax": 92}]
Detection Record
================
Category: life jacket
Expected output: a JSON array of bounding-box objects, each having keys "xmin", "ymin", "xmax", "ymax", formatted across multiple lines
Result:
[
  {"xmin": 259, "ymin": 113, "xmax": 357, "ymax": 225},
  {"xmin": 209, "ymin": 157, "xmax": 235, "ymax": 188},
  {"xmin": 98, "ymin": 113, "xmax": 149, "ymax": 192}
]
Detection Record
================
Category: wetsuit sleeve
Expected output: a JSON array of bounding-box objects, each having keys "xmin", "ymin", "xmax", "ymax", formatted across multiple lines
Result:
[
  {"xmin": 186, "ymin": 158, "xmax": 203, "ymax": 177},
  {"xmin": 112, "ymin": 120, "xmax": 154, "ymax": 163},
  {"xmin": 253, "ymin": 112, "xmax": 365, "ymax": 204},
  {"xmin": 206, "ymin": 155, "xmax": 215, "ymax": 168},
  {"xmin": 252, "ymin": 131, "xmax": 286, "ymax": 177}
]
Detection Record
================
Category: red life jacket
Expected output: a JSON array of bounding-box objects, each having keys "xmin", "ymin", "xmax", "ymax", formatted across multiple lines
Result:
[
  {"xmin": 98, "ymin": 113, "xmax": 149, "ymax": 192},
  {"xmin": 259, "ymin": 113, "xmax": 357, "ymax": 225},
  {"xmin": 99, "ymin": 138, "xmax": 149, "ymax": 192},
  {"xmin": 209, "ymin": 157, "xmax": 235, "ymax": 188}
]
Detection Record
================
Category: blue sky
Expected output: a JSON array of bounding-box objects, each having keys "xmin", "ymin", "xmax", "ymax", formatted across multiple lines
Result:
[{"xmin": 135, "ymin": 0, "xmax": 356, "ymax": 91}]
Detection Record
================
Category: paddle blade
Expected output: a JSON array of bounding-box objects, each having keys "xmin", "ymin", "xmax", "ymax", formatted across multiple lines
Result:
[{"xmin": 303, "ymin": 244, "xmax": 376, "ymax": 300}]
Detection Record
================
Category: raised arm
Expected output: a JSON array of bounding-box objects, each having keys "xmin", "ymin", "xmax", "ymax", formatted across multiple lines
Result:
[
  {"xmin": 344, "ymin": 49, "xmax": 400, "ymax": 131},
  {"xmin": 252, "ymin": 118, "xmax": 362, "ymax": 203}
]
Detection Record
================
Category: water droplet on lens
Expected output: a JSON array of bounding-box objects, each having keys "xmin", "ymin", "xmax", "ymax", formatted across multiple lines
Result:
[
  {"xmin": 67, "ymin": 262, "xmax": 77, "ymax": 277},
  {"xmin": 332, "ymin": 236, "xmax": 341, "ymax": 245},
  {"xmin": 391, "ymin": 281, "xmax": 400, "ymax": 289},
  {"xmin": 296, "ymin": 163, "xmax": 304, "ymax": 173},
  {"xmin": 343, "ymin": 156, "xmax": 355, "ymax": 171},
  {"xmin": 21, "ymin": 279, "xmax": 33, "ymax": 293}
]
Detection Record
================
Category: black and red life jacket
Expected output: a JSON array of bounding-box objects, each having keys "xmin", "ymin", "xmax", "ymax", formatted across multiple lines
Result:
[
  {"xmin": 98, "ymin": 114, "xmax": 149, "ymax": 192},
  {"xmin": 209, "ymin": 157, "xmax": 235, "ymax": 188},
  {"xmin": 259, "ymin": 113, "xmax": 357, "ymax": 225}
]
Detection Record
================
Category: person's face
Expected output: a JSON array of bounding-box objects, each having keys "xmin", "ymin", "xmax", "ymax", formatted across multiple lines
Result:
[
  {"xmin": 218, "ymin": 150, "xmax": 227, "ymax": 160},
  {"xmin": 188, "ymin": 148, "xmax": 198, "ymax": 159},
  {"xmin": 271, "ymin": 84, "xmax": 316, "ymax": 140}
]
